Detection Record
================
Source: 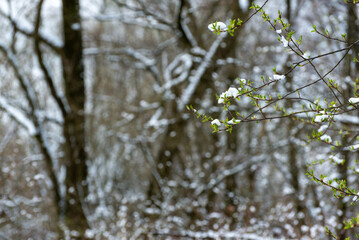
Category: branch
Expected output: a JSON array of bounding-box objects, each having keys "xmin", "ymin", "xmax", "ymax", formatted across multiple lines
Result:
[
  {"xmin": 33, "ymin": 0, "xmax": 70, "ymax": 118},
  {"xmin": 0, "ymin": 43, "xmax": 40, "ymax": 117},
  {"xmin": 309, "ymin": 174, "xmax": 356, "ymax": 198},
  {"xmin": 116, "ymin": 133, "xmax": 165, "ymax": 199},
  {"xmin": 0, "ymin": 42, "xmax": 61, "ymax": 206},
  {"xmin": 0, "ymin": 97, "xmax": 36, "ymax": 135},
  {"xmin": 84, "ymin": 47, "xmax": 161, "ymax": 85},
  {"xmin": 176, "ymin": 0, "xmax": 195, "ymax": 47},
  {"xmin": 244, "ymin": 45, "xmax": 352, "ymax": 121},
  {"xmin": 178, "ymin": 32, "xmax": 226, "ymax": 110},
  {"xmin": 162, "ymin": 53, "xmax": 192, "ymax": 92},
  {"xmin": 124, "ymin": 0, "xmax": 172, "ymax": 27},
  {"xmin": 90, "ymin": 13, "xmax": 172, "ymax": 31},
  {"xmin": 195, "ymin": 151, "xmax": 267, "ymax": 196},
  {"xmin": 0, "ymin": 8, "xmax": 62, "ymax": 53},
  {"xmin": 0, "ymin": 122, "xmax": 16, "ymax": 155}
]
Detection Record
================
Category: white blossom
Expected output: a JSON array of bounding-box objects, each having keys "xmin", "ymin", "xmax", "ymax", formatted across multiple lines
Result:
[
  {"xmin": 314, "ymin": 114, "xmax": 328, "ymax": 123},
  {"xmin": 353, "ymin": 193, "xmax": 359, "ymax": 202},
  {"xmin": 276, "ymin": 29, "xmax": 282, "ymax": 34},
  {"xmin": 237, "ymin": 78, "xmax": 246, "ymax": 84},
  {"xmin": 217, "ymin": 87, "xmax": 241, "ymax": 104},
  {"xmin": 280, "ymin": 36, "xmax": 288, "ymax": 47},
  {"xmin": 227, "ymin": 119, "xmax": 241, "ymax": 125},
  {"xmin": 349, "ymin": 97, "xmax": 359, "ymax": 104},
  {"xmin": 211, "ymin": 119, "xmax": 221, "ymax": 126},
  {"xmin": 318, "ymin": 125, "xmax": 328, "ymax": 133},
  {"xmin": 329, "ymin": 155, "xmax": 345, "ymax": 164},
  {"xmin": 273, "ymin": 74, "xmax": 285, "ymax": 81},
  {"xmin": 218, "ymin": 92, "xmax": 226, "ymax": 104},
  {"xmin": 226, "ymin": 87, "xmax": 240, "ymax": 98},
  {"xmin": 208, "ymin": 22, "xmax": 227, "ymax": 32},
  {"xmin": 344, "ymin": 143, "xmax": 359, "ymax": 151},
  {"xmin": 320, "ymin": 134, "xmax": 332, "ymax": 143},
  {"xmin": 302, "ymin": 52, "xmax": 310, "ymax": 59}
]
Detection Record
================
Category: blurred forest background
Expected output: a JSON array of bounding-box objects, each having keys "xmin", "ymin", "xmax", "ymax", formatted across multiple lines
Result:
[{"xmin": 0, "ymin": 0, "xmax": 358, "ymax": 239}]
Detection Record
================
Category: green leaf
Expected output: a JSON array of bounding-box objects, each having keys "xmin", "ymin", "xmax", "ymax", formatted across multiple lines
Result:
[
  {"xmin": 311, "ymin": 25, "xmax": 317, "ymax": 32},
  {"xmin": 325, "ymin": 28, "xmax": 329, "ymax": 36}
]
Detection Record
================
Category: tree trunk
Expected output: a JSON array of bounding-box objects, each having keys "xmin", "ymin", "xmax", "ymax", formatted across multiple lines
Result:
[
  {"xmin": 337, "ymin": 3, "xmax": 358, "ymax": 239},
  {"xmin": 61, "ymin": 0, "xmax": 90, "ymax": 238}
]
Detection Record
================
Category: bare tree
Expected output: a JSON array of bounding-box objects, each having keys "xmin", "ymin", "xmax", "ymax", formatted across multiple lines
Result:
[
  {"xmin": 0, "ymin": 0, "xmax": 89, "ymax": 238},
  {"xmin": 1, "ymin": 0, "xmax": 358, "ymax": 239}
]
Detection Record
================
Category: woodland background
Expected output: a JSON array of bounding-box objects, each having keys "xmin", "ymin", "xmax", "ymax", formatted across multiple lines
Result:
[{"xmin": 0, "ymin": 0, "xmax": 358, "ymax": 239}]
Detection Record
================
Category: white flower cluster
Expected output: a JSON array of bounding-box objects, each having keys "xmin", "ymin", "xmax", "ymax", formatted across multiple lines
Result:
[
  {"xmin": 349, "ymin": 97, "xmax": 359, "ymax": 104},
  {"xmin": 211, "ymin": 119, "xmax": 221, "ymax": 126},
  {"xmin": 273, "ymin": 74, "xmax": 285, "ymax": 81},
  {"xmin": 227, "ymin": 118, "xmax": 241, "ymax": 125},
  {"xmin": 208, "ymin": 21, "xmax": 227, "ymax": 32},
  {"xmin": 329, "ymin": 155, "xmax": 344, "ymax": 164},
  {"xmin": 314, "ymin": 111, "xmax": 329, "ymax": 123},
  {"xmin": 318, "ymin": 124, "xmax": 328, "ymax": 133},
  {"xmin": 353, "ymin": 192, "xmax": 359, "ymax": 202},
  {"xmin": 211, "ymin": 118, "xmax": 241, "ymax": 127},
  {"xmin": 344, "ymin": 143, "xmax": 359, "ymax": 152},
  {"xmin": 280, "ymin": 36, "xmax": 288, "ymax": 47},
  {"xmin": 210, "ymin": 78, "xmax": 245, "ymax": 128},
  {"xmin": 320, "ymin": 134, "xmax": 332, "ymax": 143},
  {"xmin": 218, "ymin": 87, "xmax": 241, "ymax": 104},
  {"xmin": 302, "ymin": 52, "xmax": 310, "ymax": 59},
  {"xmin": 237, "ymin": 78, "xmax": 246, "ymax": 84}
]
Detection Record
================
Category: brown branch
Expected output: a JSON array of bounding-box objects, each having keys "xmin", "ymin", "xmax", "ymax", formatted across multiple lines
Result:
[
  {"xmin": 0, "ymin": 8, "xmax": 62, "ymax": 54},
  {"xmin": 0, "ymin": 43, "xmax": 61, "ymax": 206},
  {"xmin": 176, "ymin": 0, "xmax": 192, "ymax": 47},
  {"xmin": 244, "ymin": 42, "xmax": 353, "ymax": 121},
  {"xmin": 311, "ymin": 174, "xmax": 356, "ymax": 198},
  {"xmin": 33, "ymin": 0, "xmax": 69, "ymax": 118}
]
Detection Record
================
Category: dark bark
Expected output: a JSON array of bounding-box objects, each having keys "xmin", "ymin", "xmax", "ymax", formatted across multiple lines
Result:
[
  {"xmin": 61, "ymin": 0, "xmax": 89, "ymax": 237},
  {"xmin": 337, "ymin": 4, "xmax": 358, "ymax": 239},
  {"xmin": 177, "ymin": 0, "xmax": 192, "ymax": 47},
  {"xmin": 282, "ymin": 1, "xmax": 306, "ymax": 236},
  {"xmin": 34, "ymin": 0, "xmax": 63, "ymax": 213},
  {"xmin": 146, "ymin": 1, "xmax": 254, "ymax": 231},
  {"xmin": 347, "ymin": 2, "xmax": 359, "ymax": 75}
]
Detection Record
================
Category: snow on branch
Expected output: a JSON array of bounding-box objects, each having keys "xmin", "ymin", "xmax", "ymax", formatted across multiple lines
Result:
[
  {"xmin": 195, "ymin": 139, "xmax": 290, "ymax": 197},
  {"xmin": 175, "ymin": 0, "xmax": 197, "ymax": 47},
  {"xmin": 84, "ymin": 47, "xmax": 161, "ymax": 84},
  {"xmin": 344, "ymin": 144, "xmax": 359, "ymax": 152},
  {"xmin": 332, "ymin": 114, "xmax": 359, "ymax": 126},
  {"xmin": 90, "ymin": 14, "xmax": 171, "ymax": 32},
  {"xmin": 0, "ymin": 122, "xmax": 16, "ymax": 154},
  {"xmin": 179, "ymin": 16, "xmax": 198, "ymax": 47},
  {"xmin": 0, "ymin": 42, "xmax": 40, "ymax": 113},
  {"xmin": 112, "ymin": 0, "xmax": 172, "ymax": 28},
  {"xmin": 145, "ymin": 107, "xmax": 176, "ymax": 129},
  {"xmin": 33, "ymin": 0, "xmax": 70, "ymax": 117},
  {"xmin": 194, "ymin": 154, "xmax": 266, "ymax": 196},
  {"xmin": 0, "ymin": 97, "xmax": 36, "ymax": 136},
  {"xmin": 0, "ymin": 42, "xmax": 57, "ymax": 177},
  {"xmin": 0, "ymin": 9, "xmax": 62, "ymax": 52},
  {"xmin": 178, "ymin": 32, "xmax": 226, "ymax": 110},
  {"xmin": 163, "ymin": 53, "xmax": 192, "ymax": 92}
]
